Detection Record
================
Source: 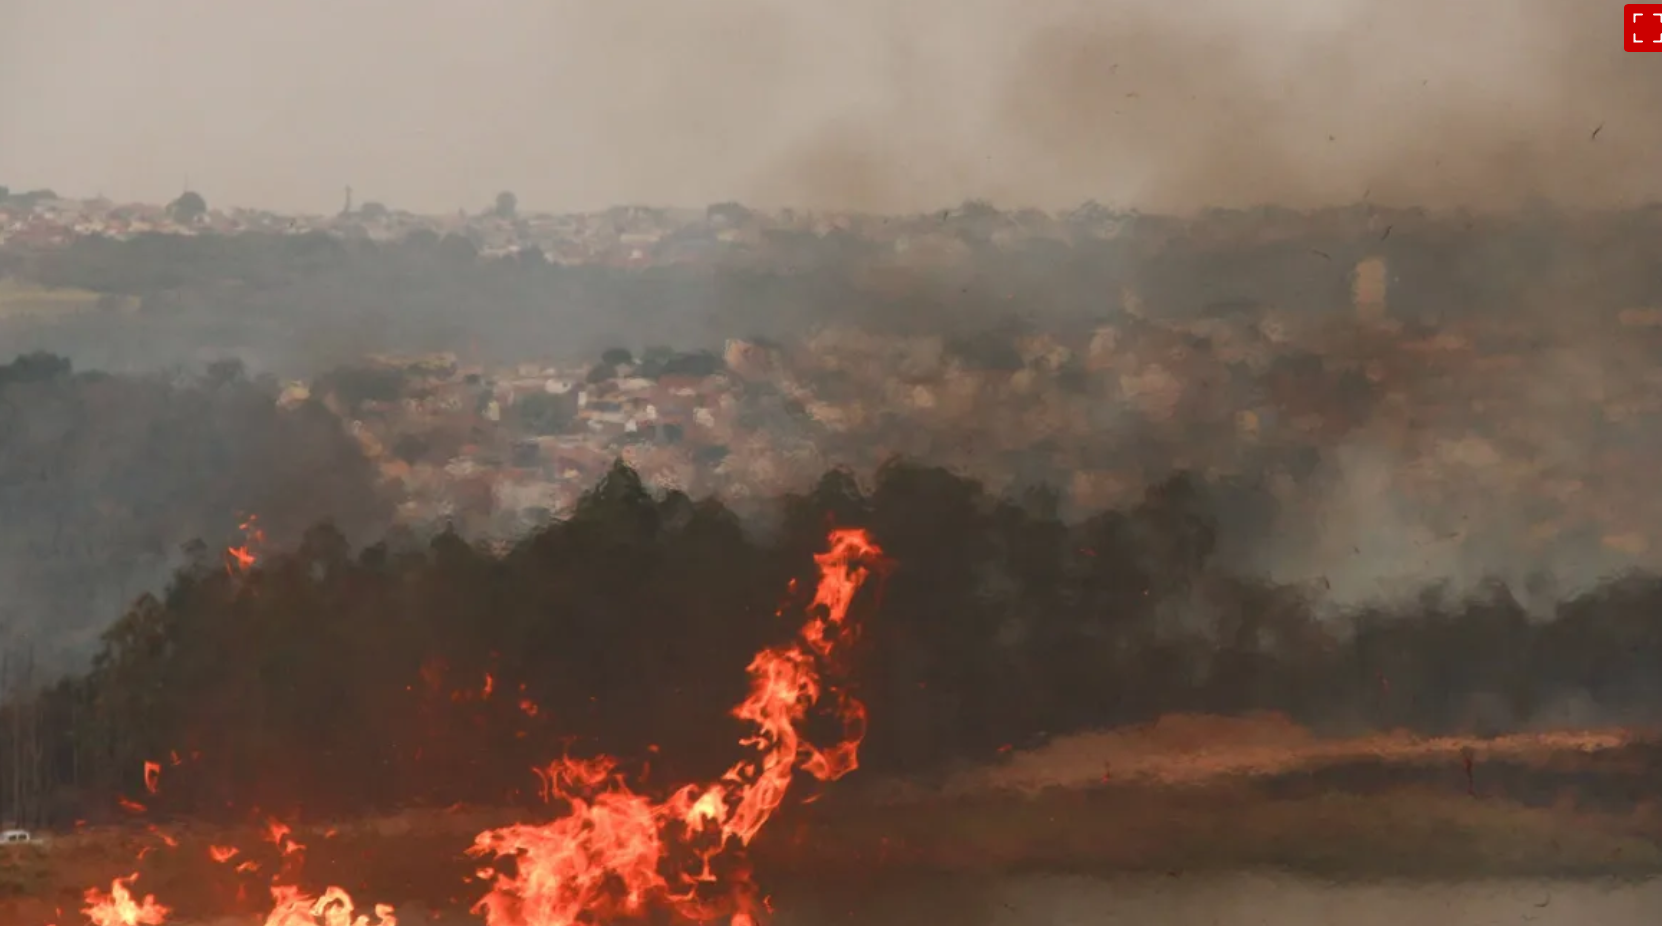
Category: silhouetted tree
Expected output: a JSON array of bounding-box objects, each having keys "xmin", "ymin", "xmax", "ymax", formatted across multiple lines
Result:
[
  {"xmin": 437, "ymin": 234, "xmax": 479, "ymax": 263},
  {"xmin": 493, "ymin": 191, "xmax": 518, "ymax": 219},
  {"xmin": 659, "ymin": 350, "xmax": 722, "ymax": 377},
  {"xmin": 515, "ymin": 392, "xmax": 577, "ymax": 436},
  {"xmin": 168, "ymin": 191, "xmax": 208, "ymax": 224}
]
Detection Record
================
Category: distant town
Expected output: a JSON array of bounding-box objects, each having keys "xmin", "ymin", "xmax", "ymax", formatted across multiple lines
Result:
[
  {"xmin": 5, "ymin": 186, "xmax": 1662, "ymax": 594},
  {"xmin": 0, "ymin": 185, "xmax": 1140, "ymax": 265}
]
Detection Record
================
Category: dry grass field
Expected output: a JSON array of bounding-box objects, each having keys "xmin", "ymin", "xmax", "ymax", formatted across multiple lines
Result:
[{"xmin": 0, "ymin": 277, "xmax": 110, "ymax": 318}]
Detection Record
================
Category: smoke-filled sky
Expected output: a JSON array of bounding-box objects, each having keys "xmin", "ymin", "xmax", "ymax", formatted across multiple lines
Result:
[{"xmin": 0, "ymin": 0, "xmax": 1654, "ymax": 214}]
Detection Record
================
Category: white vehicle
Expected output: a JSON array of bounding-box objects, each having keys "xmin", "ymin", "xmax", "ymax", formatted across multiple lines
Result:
[{"xmin": 0, "ymin": 829, "xmax": 35, "ymax": 845}]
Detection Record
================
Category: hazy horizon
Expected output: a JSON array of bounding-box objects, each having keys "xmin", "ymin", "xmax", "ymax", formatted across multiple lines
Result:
[{"xmin": 2, "ymin": 0, "xmax": 1656, "ymax": 216}]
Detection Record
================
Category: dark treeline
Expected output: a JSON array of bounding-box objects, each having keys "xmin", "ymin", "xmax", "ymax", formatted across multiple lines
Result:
[{"xmin": 6, "ymin": 458, "xmax": 1661, "ymax": 827}]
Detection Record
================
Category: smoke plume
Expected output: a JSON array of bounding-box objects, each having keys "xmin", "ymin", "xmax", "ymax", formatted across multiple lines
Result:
[{"xmin": 0, "ymin": 0, "xmax": 1653, "ymax": 213}]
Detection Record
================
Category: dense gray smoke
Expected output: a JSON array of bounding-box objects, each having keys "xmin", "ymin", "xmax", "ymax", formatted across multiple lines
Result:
[
  {"xmin": 2, "ymin": 0, "xmax": 1660, "ymax": 655},
  {"xmin": 0, "ymin": 355, "xmax": 392, "ymax": 674},
  {"xmin": 0, "ymin": 0, "xmax": 1655, "ymax": 213}
]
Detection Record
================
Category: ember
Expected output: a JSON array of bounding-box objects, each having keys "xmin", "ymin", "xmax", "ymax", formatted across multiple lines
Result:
[{"xmin": 226, "ymin": 514, "xmax": 265, "ymax": 574}]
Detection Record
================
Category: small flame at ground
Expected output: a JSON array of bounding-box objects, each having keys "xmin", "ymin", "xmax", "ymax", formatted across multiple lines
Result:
[{"xmin": 263, "ymin": 885, "xmax": 398, "ymax": 926}]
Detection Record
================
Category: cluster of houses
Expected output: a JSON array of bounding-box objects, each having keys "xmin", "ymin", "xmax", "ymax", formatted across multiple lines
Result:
[
  {"xmin": 271, "ymin": 288, "xmax": 1662, "ymax": 603},
  {"xmin": 0, "ymin": 191, "xmax": 1140, "ymax": 265},
  {"xmin": 289, "ymin": 342, "xmax": 780, "ymax": 535}
]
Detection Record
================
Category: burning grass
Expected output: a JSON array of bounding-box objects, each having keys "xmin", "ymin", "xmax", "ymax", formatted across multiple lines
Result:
[
  {"xmin": 27, "ymin": 527, "xmax": 886, "ymax": 926},
  {"xmin": 15, "ymin": 527, "xmax": 1662, "ymax": 924},
  {"xmin": 20, "ymin": 728, "xmax": 1662, "ymax": 925},
  {"xmin": 13, "ymin": 770, "xmax": 1662, "ymax": 925}
]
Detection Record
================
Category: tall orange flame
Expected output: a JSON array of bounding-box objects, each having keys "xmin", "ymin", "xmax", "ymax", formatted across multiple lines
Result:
[{"xmin": 468, "ymin": 527, "xmax": 882, "ymax": 926}]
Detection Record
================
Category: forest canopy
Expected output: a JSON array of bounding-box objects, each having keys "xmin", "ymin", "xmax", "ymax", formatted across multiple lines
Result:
[{"xmin": 5, "ymin": 458, "xmax": 1660, "ymax": 827}]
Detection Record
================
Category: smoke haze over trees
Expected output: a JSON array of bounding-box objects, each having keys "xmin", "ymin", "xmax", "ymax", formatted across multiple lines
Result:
[
  {"xmin": 0, "ymin": 352, "xmax": 391, "ymax": 674},
  {"xmin": 0, "ymin": 202, "xmax": 1659, "ymax": 760},
  {"xmin": 9, "ymin": 204, "xmax": 1662, "ymax": 374},
  {"xmin": 0, "ymin": 194, "xmax": 1655, "ymax": 832},
  {"xmin": 9, "ymin": 204, "xmax": 1662, "ymax": 610}
]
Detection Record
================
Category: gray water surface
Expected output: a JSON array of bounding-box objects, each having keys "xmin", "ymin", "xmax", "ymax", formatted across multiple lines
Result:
[
  {"xmin": 764, "ymin": 873, "xmax": 1662, "ymax": 926},
  {"xmin": 235, "ymin": 874, "xmax": 1660, "ymax": 926}
]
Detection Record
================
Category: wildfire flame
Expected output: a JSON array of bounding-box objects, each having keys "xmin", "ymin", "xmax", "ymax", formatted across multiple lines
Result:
[
  {"xmin": 263, "ymin": 885, "xmax": 399, "ymax": 926},
  {"xmin": 468, "ymin": 527, "xmax": 882, "ymax": 926},
  {"xmin": 226, "ymin": 515, "xmax": 265, "ymax": 574},
  {"xmin": 74, "ymin": 527, "xmax": 882, "ymax": 926},
  {"xmin": 83, "ymin": 875, "xmax": 169, "ymax": 926}
]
